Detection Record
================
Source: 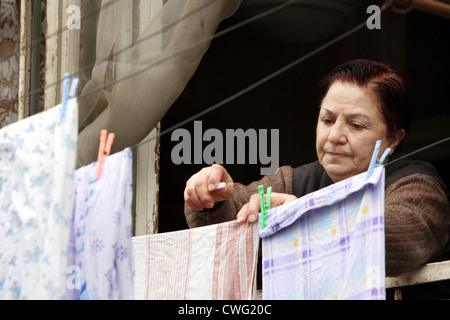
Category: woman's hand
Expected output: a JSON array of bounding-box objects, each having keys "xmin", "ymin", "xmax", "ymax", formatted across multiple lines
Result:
[
  {"xmin": 237, "ymin": 192, "xmax": 297, "ymax": 224},
  {"xmin": 184, "ymin": 164, "xmax": 234, "ymax": 211}
]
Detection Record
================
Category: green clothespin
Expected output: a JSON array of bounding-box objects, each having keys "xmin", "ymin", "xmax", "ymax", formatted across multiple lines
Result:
[{"xmin": 259, "ymin": 185, "xmax": 272, "ymax": 230}]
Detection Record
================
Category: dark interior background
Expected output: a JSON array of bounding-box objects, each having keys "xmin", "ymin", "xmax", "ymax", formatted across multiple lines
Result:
[{"xmin": 158, "ymin": 0, "xmax": 450, "ymax": 233}]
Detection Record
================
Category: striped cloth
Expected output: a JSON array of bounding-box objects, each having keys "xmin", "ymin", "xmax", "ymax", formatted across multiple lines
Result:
[
  {"xmin": 133, "ymin": 221, "xmax": 259, "ymax": 300},
  {"xmin": 260, "ymin": 166, "xmax": 386, "ymax": 300}
]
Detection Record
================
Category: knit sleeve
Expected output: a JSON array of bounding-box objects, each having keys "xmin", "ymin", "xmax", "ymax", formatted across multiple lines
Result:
[
  {"xmin": 185, "ymin": 166, "xmax": 294, "ymax": 228},
  {"xmin": 385, "ymin": 174, "xmax": 450, "ymax": 276}
]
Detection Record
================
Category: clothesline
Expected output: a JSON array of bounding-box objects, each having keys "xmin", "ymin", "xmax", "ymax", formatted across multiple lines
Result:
[
  {"xmin": 0, "ymin": 0, "xmax": 445, "ymax": 168},
  {"xmin": 86, "ymin": 0, "xmax": 449, "ymax": 167},
  {"xmin": 77, "ymin": 1, "xmax": 375, "ymax": 132},
  {"xmin": 385, "ymin": 137, "xmax": 450, "ymax": 167},
  {"xmin": 10, "ymin": 0, "xmax": 441, "ymax": 163},
  {"xmin": 4, "ymin": 0, "xmax": 445, "ymax": 166},
  {"xmin": 63, "ymin": 0, "xmax": 447, "ymax": 176}
]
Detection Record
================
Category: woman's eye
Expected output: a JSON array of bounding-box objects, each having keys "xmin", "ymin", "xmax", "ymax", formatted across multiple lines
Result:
[{"xmin": 351, "ymin": 123, "xmax": 364, "ymax": 129}]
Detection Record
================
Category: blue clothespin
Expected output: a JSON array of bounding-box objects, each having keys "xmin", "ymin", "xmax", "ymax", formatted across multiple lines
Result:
[
  {"xmin": 259, "ymin": 185, "xmax": 272, "ymax": 229},
  {"xmin": 366, "ymin": 140, "xmax": 391, "ymax": 179},
  {"xmin": 60, "ymin": 73, "xmax": 79, "ymax": 120},
  {"xmin": 60, "ymin": 73, "xmax": 70, "ymax": 120},
  {"xmin": 377, "ymin": 146, "xmax": 391, "ymax": 166}
]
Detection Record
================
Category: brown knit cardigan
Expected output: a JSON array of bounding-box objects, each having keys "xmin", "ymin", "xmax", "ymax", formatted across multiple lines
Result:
[{"xmin": 185, "ymin": 160, "xmax": 450, "ymax": 277}]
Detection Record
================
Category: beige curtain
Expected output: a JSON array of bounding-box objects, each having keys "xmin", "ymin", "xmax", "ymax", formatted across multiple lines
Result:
[{"xmin": 76, "ymin": 0, "xmax": 242, "ymax": 167}]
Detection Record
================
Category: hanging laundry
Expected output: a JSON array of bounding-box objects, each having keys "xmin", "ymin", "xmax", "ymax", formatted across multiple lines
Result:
[
  {"xmin": 133, "ymin": 220, "xmax": 259, "ymax": 300},
  {"xmin": 260, "ymin": 166, "xmax": 386, "ymax": 300},
  {"xmin": 0, "ymin": 99, "xmax": 78, "ymax": 300},
  {"xmin": 66, "ymin": 148, "xmax": 134, "ymax": 300}
]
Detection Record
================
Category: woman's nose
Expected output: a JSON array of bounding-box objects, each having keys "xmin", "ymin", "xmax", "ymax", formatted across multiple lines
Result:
[{"xmin": 328, "ymin": 122, "xmax": 347, "ymax": 144}]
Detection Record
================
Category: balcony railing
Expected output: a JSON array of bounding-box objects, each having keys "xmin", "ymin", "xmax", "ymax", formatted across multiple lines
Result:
[
  {"xmin": 386, "ymin": 260, "xmax": 450, "ymax": 300},
  {"xmin": 255, "ymin": 260, "xmax": 450, "ymax": 300}
]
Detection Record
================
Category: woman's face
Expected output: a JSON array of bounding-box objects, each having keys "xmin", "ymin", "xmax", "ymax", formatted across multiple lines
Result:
[{"xmin": 316, "ymin": 81, "xmax": 402, "ymax": 182}]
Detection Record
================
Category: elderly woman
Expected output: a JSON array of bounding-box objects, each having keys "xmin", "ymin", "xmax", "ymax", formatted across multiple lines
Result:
[{"xmin": 183, "ymin": 59, "xmax": 450, "ymax": 284}]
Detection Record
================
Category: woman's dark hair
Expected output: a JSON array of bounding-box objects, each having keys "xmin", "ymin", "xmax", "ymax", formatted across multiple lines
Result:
[{"xmin": 318, "ymin": 59, "xmax": 412, "ymax": 139}]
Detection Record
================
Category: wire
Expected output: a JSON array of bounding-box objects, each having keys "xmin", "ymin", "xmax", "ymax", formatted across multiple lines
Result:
[
  {"xmin": 129, "ymin": 9, "xmax": 377, "ymax": 151},
  {"xmin": 0, "ymin": 0, "xmax": 221, "ymax": 110},
  {"xmin": 76, "ymin": 0, "xmax": 296, "ymax": 124},
  {"xmin": 1, "ymin": 0, "xmax": 293, "ymax": 112},
  {"xmin": 72, "ymin": 0, "xmax": 296, "ymax": 130},
  {"xmin": 121, "ymin": 1, "xmax": 450, "ymax": 165},
  {"xmin": 4, "ymin": 0, "xmax": 447, "ymax": 166},
  {"xmin": 386, "ymin": 137, "xmax": 450, "ymax": 167}
]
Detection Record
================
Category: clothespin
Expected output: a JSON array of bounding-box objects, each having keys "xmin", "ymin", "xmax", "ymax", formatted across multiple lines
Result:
[
  {"xmin": 95, "ymin": 129, "xmax": 115, "ymax": 180},
  {"xmin": 366, "ymin": 140, "xmax": 391, "ymax": 179},
  {"xmin": 60, "ymin": 73, "xmax": 79, "ymax": 120},
  {"xmin": 60, "ymin": 73, "xmax": 70, "ymax": 120},
  {"xmin": 259, "ymin": 185, "xmax": 272, "ymax": 230},
  {"xmin": 69, "ymin": 77, "xmax": 79, "ymax": 99},
  {"xmin": 377, "ymin": 147, "xmax": 391, "ymax": 166}
]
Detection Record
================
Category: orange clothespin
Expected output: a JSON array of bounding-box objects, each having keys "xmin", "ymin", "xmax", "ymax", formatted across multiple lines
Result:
[{"xmin": 95, "ymin": 129, "xmax": 115, "ymax": 180}]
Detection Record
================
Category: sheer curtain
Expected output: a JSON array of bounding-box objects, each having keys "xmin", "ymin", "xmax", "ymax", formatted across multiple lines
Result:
[{"xmin": 76, "ymin": 0, "xmax": 242, "ymax": 167}]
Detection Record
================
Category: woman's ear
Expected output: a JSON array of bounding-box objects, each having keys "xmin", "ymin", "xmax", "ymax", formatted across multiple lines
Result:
[{"xmin": 389, "ymin": 129, "xmax": 406, "ymax": 154}]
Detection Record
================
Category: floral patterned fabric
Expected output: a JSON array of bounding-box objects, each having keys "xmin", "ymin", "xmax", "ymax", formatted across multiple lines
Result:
[
  {"xmin": 66, "ymin": 148, "xmax": 135, "ymax": 300},
  {"xmin": 0, "ymin": 97, "xmax": 78, "ymax": 300}
]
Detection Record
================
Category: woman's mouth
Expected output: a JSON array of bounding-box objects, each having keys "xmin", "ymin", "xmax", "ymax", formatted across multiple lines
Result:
[{"xmin": 326, "ymin": 151, "xmax": 348, "ymax": 158}]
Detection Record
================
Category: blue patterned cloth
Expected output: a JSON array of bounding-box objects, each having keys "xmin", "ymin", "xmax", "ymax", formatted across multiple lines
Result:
[
  {"xmin": 66, "ymin": 148, "xmax": 134, "ymax": 300},
  {"xmin": 260, "ymin": 166, "xmax": 386, "ymax": 300},
  {"xmin": 0, "ymin": 99, "xmax": 78, "ymax": 299}
]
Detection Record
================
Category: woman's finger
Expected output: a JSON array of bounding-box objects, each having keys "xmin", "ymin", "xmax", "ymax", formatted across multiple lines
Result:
[
  {"xmin": 184, "ymin": 184, "xmax": 206, "ymax": 210},
  {"xmin": 247, "ymin": 193, "xmax": 262, "ymax": 223},
  {"xmin": 207, "ymin": 164, "xmax": 225, "ymax": 191},
  {"xmin": 197, "ymin": 181, "xmax": 217, "ymax": 209},
  {"xmin": 236, "ymin": 203, "xmax": 250, "ymax": 224}
]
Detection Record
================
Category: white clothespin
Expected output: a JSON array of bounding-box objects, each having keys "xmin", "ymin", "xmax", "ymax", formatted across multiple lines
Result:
[
  {"xmin": 69, "ymin": 78, "xmax": 79, "ymax": 99},
  {"xmin": 60, "ymin": 73, "xmax": 79, "ymax": 120}
]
